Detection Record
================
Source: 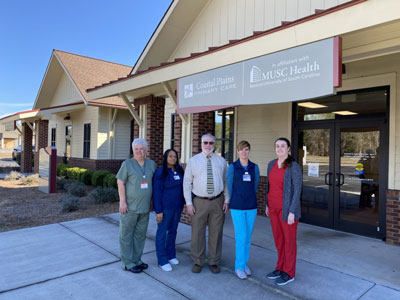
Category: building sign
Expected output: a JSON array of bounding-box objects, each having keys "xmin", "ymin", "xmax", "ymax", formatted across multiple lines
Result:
[{"xmin": 177, "ymin": 37, "xmax": 341, "ymax": 113}]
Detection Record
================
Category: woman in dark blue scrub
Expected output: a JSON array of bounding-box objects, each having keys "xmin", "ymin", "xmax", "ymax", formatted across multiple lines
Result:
[{"xmin": 153, "ymin": 149, "xmax": 185, "ymax": 271}]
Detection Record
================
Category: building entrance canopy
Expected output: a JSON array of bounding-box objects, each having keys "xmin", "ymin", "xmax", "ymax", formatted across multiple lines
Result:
[{"xmin": 177, "ymin": 37, "xmax": 341, "ymax": 114}]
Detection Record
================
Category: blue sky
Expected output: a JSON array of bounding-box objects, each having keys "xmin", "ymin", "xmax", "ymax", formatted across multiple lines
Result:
[{"xmin": 0, "ymin": 0, "xmax": 172, "ymax": 118}]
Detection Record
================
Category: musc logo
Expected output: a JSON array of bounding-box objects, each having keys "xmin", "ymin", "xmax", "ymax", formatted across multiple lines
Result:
[
  {"xmin": 184, "ymin": 84, "xmax": 194, "ymax": 98},
  {"xmin": 250, "ymin": 66, "xmax": 262, "ymax": 83}
]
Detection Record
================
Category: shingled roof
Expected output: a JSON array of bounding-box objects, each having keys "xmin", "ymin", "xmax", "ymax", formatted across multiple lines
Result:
[{"xmin": 54, "ymin": 50, "xmax": 131, "ymax": 107}]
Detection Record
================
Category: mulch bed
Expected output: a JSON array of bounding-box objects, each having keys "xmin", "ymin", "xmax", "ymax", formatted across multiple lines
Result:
[{"xmin": 0, "ymin": 179, "xmax": 119, "ymax": 232}]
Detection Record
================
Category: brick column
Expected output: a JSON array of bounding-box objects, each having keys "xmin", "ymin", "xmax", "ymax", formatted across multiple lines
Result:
[
  {"xmin": 386, "ymin": 189, "xmax": 400, "ymax": 246},
  {"xmin": 34, "ymin": 120, "xmax": 49, "ymax": 173},
  {"xmin": 129, "ymin": 106, "xmax": 140, "ymax": 157},
  {"xmin": 21, "ymin": 122, "xmax": 33, "ymax": 173},
  {"xmin": 173, "ymin": 113, "xmax": 182, "ymax": 158},
  {"xmin": 256, "ymin": 176, "xmax": 268, "ymax": 215},
  {"xmin": 192, "ymin": 111, "xmax": 214, "ymax": 155},
  {"xmin": 135, "ymin": 95, "xmax": 165, "ymax": 167}
]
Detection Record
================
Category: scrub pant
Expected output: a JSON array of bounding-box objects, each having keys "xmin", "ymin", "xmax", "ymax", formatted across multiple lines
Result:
[
  {"xmin": 191, "ymin": 195, "xmax": 225, "ymax": 266},
  {"xmin": 120, "ymin": 211, "xmax": 149, "ymax": 269},
  {"xmin": 269, "ymin": 207, "xmax": 298, "ymax": 278},
  {"xmin": 155, "ymin": 209, "xmax": 182, "ymax": 266},
  {"xmin": 231, "ymin": 208, "xmax": 257, "ymax": 271}
]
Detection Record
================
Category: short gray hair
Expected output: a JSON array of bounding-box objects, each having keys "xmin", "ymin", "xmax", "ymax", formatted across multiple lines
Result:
[
  {"xmin": 201, "ymin": 133, "xmax": 216, "ymax": 143},
  {"xmin": 132, "ymin": 138, "xmax": 148, "ymax": 151}
]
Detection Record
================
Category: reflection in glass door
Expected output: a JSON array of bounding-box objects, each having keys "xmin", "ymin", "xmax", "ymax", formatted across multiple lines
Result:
[
  {"xmin": 298, "ymin": 128, "xmax": 332, "ymax": 227},
  {"xmin": 296, "ymin": 123, "xmax": 385, "ymax": 237},
  {"xmin": 337, "ymin": 128, "xmax": 380, "ymax": 228}
]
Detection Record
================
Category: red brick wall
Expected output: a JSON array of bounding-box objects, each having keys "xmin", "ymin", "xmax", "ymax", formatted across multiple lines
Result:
[
  {"xmin": 174, "ymin": 113, "xmax": 182, "ymax": 158},
  {"xmin": 192, "ymin": 112, "xmax": 214, "ymax": 155},
  {"xmin": 257, "ymin": 176, "xmax": 267, "ymax": 215},
  {"xmin": 33, "ymin": 120, "xmax": 49, "ymax": 173},
  {"xmin": 135, "ymin": 95, "xmax": 165, "ymax": 167},
  {"xmin": 67, "ymin": 157, "xmax": 124, "ymax": 174},
  {"xmin": 67, "ymin": 157, "xmax": 97, "ymax": 170},
  {"xmin": 21, "ymin": 122, "xmax": 33, "ymax": 173},
  {"xmin": 96, "ymin": 159, "xmax": 125, "ymax": 174},
  {"xmin": 386, "ymin": 189, "xmax": 400, "ymax": 246}
]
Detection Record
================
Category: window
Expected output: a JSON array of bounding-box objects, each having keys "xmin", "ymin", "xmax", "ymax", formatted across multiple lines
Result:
[
  {"xmin": 83, "ymin": 123, "xmax": 91, "ymax": 158},
  {"xmin": 51, "ymin": 128, "xmax": 56, "ymax": 147},
  {"xmin": 170, "ymin": 113, "xmax": 176, "ymax": 149},
  {"xmin": 214, "ymin": 108, "xmax": 234, "ymax": 163},
  {"xmin": 65, "ymin": 125, "xmax": 72, "ymax": 157}
]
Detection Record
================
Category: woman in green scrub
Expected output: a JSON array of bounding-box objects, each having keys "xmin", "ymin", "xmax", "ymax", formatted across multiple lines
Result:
[{"xmin": 117, "ymin": 138, "xmax": 157, "ymax": 273}]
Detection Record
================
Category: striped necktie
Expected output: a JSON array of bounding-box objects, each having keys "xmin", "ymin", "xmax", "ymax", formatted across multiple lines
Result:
[{"xmin": 206, "ymin": 155, "xmax": 214, "ymax": 194}]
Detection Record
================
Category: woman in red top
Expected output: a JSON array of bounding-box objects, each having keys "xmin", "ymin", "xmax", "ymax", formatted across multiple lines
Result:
[{"xmin": 265, "ymin": 137, "xmax": 302, "ymax": 286}]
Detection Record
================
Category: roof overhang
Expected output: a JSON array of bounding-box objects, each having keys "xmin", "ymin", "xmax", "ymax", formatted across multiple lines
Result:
[
  {"xmin": 88, "ymin": 0, "xmax": 400, "ymax": 102},
  {"xmin": 0, "ymin": 102, "xmax": 85, "ymax": 124}
]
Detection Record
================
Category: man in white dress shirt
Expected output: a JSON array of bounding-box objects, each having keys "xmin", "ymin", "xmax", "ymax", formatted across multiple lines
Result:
[{"xmin": 183, "ymin": 133, "xmax": 229, "ymax": 274}]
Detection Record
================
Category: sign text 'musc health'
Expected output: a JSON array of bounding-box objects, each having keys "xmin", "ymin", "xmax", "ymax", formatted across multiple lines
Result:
[{"xmin": 177, "ymin": 37, "xmax": 341, "ymax": 112}]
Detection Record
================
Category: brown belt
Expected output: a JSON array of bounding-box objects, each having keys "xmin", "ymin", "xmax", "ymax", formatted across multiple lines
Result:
[{"xmin": 194, "ymin": 192, "xmax": 223, "ymax": 201}]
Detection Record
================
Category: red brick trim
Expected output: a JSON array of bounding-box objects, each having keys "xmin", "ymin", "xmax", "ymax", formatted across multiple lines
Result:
[{"xmin": 386, "ymin": 189, "xmax": 400, "ymax": 246}]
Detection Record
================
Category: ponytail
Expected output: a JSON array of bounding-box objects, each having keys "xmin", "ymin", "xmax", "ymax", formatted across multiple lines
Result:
[{"xmin": 283, "ymin": 154, "xmax": 294, "ymax": 169}]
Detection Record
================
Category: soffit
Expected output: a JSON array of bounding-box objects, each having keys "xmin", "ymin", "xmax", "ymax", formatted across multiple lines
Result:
[{"xmin": 132, "ymin": 0, "xmax": 208, "ymax": 73}]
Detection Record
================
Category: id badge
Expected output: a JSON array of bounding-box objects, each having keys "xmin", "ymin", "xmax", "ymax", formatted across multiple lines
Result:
[
  {"xmin": 243, "ymin": 172, "xmax": 251, "ymax": 182},
  {"xmin": 141, "ymin": 181, "xmax": 148, "ymax": 189},
  {"xmin": 174, "ymin": 175, "xmax": 180, "ymax": 180}
]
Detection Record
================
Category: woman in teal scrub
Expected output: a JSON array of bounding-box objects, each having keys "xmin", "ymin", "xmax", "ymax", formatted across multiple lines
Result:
[{"xmin": 117, "ymin": 138, "xmax": 157, "ymax": 274}]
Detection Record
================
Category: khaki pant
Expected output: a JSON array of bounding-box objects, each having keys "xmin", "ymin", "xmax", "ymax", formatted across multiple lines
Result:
[{"xmin": 191, "ymin": 194, "xmax": 225, "ymax": 266}]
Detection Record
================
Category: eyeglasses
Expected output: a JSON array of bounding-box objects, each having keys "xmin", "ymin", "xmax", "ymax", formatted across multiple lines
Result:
[{"xmin": 203, "ymin": 141, "xmax": 214, "ymax": 145}]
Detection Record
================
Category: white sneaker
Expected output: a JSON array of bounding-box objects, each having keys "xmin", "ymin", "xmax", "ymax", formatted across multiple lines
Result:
[
  {"xmin": 159, "ymin": 263, "xmax": 172, "ymax": 272},
  {"xmin": 236, "ymin": 269, "xmax": 247, "ymax": 280},
  {"xmin": 244, "ymin": 267, "xmax": 252, "ymax": 276},
  {"xmin": 168, "ymin": 258, "xmax": 180, "ymax": 265}
]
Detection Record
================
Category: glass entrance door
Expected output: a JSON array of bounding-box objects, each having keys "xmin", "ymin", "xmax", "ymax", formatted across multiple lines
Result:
[
  {"xmin": 296, "ymin": 121, "xmax": 386, "ymax": 238},
  {"xmin": 334, "ymin": 124, "xmax": 384, "ymax": 236},
  {"xmin": 298, "ymin": 127, "xmax": 333, "ymax": 228}
]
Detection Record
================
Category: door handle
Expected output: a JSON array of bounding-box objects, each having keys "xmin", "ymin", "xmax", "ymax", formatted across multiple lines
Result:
[
  {"xmin": 325, "ymin": 173, "xmax": 332, "ymax": 186},
  {"xmin": 336, "ymin": 173, "xmax": 344, "ymax": 186}
]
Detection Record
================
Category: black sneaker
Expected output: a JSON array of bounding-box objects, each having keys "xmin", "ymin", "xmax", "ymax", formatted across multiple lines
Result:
[
  {"xmin": 274, "ymin": 272, "xmax": 294, "ymax": 286},
  {"xmin": 124, "ymin": 266, "xmax": 142, "ymax": 274},
  {"xmin": 137, "ymin": 263, "xmax": 148, "ymax": 270},
  {"xmin": 266, "ymin": 270, "xmax": 282, "ymax": 279}
]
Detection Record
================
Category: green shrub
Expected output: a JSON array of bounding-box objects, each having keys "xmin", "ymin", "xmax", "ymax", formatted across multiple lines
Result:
[
  {"xmin": 64, "ymin": 179, "xmax": 84, "ymax": 190},
  {"xmin": 4, "ymin": 171, "xmax": 21, "ymax": 181},
  {"xmin": 91, "ymin": 170, "xmax": 111, "ymax": 187},
  {"xmin": 56, "ymin": 178, "xmax": 68, "ymax": 191},
  {"xmin": 80, "ymin": 169, "xmax": 95, "ymax": 185},
  {"xmin": 57, "ymin": 164, "xmax": 70, "ymax": 177},
  {"xmin": 21, "ymin": 174, "xmax": 39, "ymax": 185},
  {"xmin": 103, "ymin": 173, "xmax": 118, "ymax": 189},
  {"xmin": 88, "ymin": 187, "xmax": 119, "ymax": 203},
  {"xmin": 65, "ymin": 181, "xmax": 86, "ymax": 197},
  {"xmin": 66, "ymin": 167, "xmax": 87, "ymax": 180},
  {"xmin": 60, "ymin": 194, "xmax": 80, "ymax": 212}
]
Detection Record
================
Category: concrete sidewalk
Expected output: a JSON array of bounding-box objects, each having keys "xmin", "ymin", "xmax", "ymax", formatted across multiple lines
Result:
[{"xmin": 0, "ymin": 212, "xmax": 399, "ymax": 300}]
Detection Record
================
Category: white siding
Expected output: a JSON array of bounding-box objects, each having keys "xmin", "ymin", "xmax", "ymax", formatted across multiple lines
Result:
[
  {"xmin": 51, "ymin": 73, "xmax": 82, "ymax": 107},
  {"xmin": 114, "ymin": 109, "xmax": 132, "ymax": 160},
  {"xmin": 236, "ymin": 103, "xmax": 291, "ymax": 176},
  {"xmin": 48, "ymin": 114, "xmax": 67, "ymax": 157},
  {"xmin": 97, "ymin": 107, "xmax": 109, "ymax": 160},
  {"xmin": 163, "ymin": 98, "xmax": 176, "ymax": 153},
  {"xmin": 171, "ymin": 0, "xmax": 351, "ymax": 60}
]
